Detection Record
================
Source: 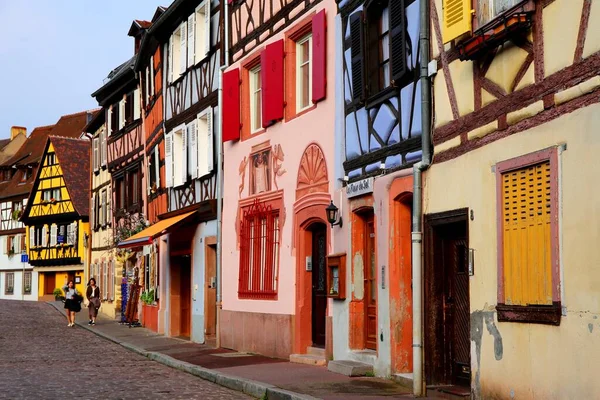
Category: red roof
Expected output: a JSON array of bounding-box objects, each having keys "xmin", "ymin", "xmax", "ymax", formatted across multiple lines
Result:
[{"xmin": 49, "ymin": 136, "xmax": 91, "ymax": 216}]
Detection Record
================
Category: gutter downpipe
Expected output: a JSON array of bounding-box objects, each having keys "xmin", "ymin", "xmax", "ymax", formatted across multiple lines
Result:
[
  {"xmin": 216, "ymin": 0, "xmax": 230, "ymax": 349},
  {"xmin": 413, "ymin": 0, "xmax": 432, "ymax": 396}
]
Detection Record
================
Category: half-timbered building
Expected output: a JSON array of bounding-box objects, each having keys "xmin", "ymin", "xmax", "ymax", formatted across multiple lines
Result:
[
  {"xmin": 21, "ymin": 136, "xmax": 91, "ymax": 300},
  {"xmin": 0, "ymin": 126, "xmax": 33, "ymax": 301},
  {"xmin": 91, "ymin": 32, "xmax": 145, "ymax": 318},
  {"xmin": 421, "ymin": 0, "xmax": 600, "ymax": 397},
  {"xmin": 86, "ymin": 109, "xmax": 118, "ymax": 318},
  {"xmin": 324, "ymin": 0, "xmax": 423, "ymax": 377},
  {"xmin": 221, "ymin": 0, "xmax": 337, "ymax": 361},
  {"xmin": 118, "ymin": 0, "xmax": 223, "ymax": 344}
]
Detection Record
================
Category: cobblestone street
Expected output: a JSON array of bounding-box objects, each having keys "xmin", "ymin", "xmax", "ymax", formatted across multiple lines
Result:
[{"xmin": 0, "ymin": 300, "xmax": 250, "ymax": 400}]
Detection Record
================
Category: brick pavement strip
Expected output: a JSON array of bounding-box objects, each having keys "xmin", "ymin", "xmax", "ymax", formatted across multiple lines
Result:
[{"xmin": 0, "ymin": 300, "xmax": 251, "ymax": 400}]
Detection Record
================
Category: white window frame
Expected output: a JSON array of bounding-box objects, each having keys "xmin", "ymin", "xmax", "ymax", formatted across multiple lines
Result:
[
  {"xmin": 101, "ymin": 128, "xmax": 107, "ymax": 167},
  {"xmin": 172, "ymin": 125, "xmax": 187, "ymax": 187},
  {"xmin": 194, "ymin": 1, "xmax": 211, "ymax": 64},
  {"xmin": 170, "ymin": 28, "xmax": 183, "ymax": 83},
  {"xmin": 250, "ymin": 65, "xmax": 262, "ymax": 133},
  {"xmin": 93, "ymin": 137, "xmax": 100, "ymax": 171},
  {"xmin": 296, "ymin": 33, "xmax": 313, "ymax": 112}
]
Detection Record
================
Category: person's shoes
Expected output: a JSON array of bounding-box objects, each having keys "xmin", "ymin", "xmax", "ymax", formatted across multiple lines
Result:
[
  {"xmin": 67, "ymin": 323, "xmax": 71, "ymax": 327},
  {"xmin": 88, "ymin": 320, "xmax": 92, "ymax": 325},
  {"xmin": 92, "ymin": 321, "xmax": 96, "ymax": 326}
]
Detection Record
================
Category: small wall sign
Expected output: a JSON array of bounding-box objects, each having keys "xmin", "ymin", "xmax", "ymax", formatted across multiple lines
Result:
[
  {"xmin": 75, "ymin": 276, "xmax": 81, "ymax": 284},
  {"xmin": 346, "ymin": 177, "xmax": 374, "ymax": 199},
  {"xmin": 306, "ymin": 256, "xmax": 312, "ymax": 272}
]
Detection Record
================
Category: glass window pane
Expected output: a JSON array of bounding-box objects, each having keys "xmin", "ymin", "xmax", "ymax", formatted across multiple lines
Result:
[
  {"xmin": 381, "ymin": 7, "xmax": 389, "ymax": 34},
  {"xmin": 301, "ymin": 64, "xmax": 310, "ymax": 108},
  {"xmin": 381, "ymin": 33, "xmax": 389, "ymax": 62}
]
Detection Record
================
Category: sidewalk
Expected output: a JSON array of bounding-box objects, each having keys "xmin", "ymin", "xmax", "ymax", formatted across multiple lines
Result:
[{"xmin": 49, "ymin": 302, "xmax": 418, "ymax": 399}]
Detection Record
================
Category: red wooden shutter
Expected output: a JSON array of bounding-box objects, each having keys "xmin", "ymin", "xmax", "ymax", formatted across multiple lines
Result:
[
  {"xmin": 312, "ymin": 10, "xmax": 327, "ymax": 103},
  {"xmin": 261, "ymin": 40, "xmax": 284, "ymax": 128},
  {"xmin": 222, "ymin": 68, "xmax": 241, "ymax": 142}
]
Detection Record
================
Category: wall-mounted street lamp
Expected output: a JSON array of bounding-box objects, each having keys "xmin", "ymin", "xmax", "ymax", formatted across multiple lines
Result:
[{"xmin": 326, "ymin": 201, "xmax": 343, "ymax": 228}]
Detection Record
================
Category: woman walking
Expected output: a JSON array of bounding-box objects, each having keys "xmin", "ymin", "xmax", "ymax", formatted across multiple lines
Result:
[
  {"xmin": 86, "ymin": 278, "xmax": 101, "ymax": 326},
  {"xmin": 62, "ymin": 280, "xmax": 82, "ymax": 327}
]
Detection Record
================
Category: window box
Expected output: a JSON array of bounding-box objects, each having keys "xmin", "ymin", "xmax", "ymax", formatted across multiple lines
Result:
[
  {"xmin": 457, "ymin": 11, "xmax": 533, "ymax": 61},
  {"xmin": 327, "ymin": 253, "xmax": 346, "ymax": 300}
]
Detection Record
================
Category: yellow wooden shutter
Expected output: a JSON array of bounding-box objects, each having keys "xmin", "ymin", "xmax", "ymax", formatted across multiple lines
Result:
[
  {"xmin": 442, "ymin": 0, "xmax": 472, "ymax": 43},
  {"xmin": 502, "ymin": 161, "xmax": 552, "ymax": 306}
]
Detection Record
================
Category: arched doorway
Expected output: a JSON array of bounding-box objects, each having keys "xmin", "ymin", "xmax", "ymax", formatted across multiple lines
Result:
[{"xmin": 293, "ymin": 143, "xmax": 331, "ymax": 354}]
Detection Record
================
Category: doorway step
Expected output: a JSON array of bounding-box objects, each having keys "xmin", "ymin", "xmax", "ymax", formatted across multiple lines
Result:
[
  {"xmin": 327, "ymin": 360, "xmax": 373, "ymax": 377},
  {"xmin": 426, "ymin": 385, "xmax": 471, "ymax": 399},
  {"xmin": 289, "ymin": 346, "xmax": 327, "ymax": 366},
  {"xmin": 392, "ymin": 373, "xmax": 413, "ymax": 389}
]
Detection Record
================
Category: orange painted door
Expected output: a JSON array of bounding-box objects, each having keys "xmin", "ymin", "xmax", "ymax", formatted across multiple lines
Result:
[
  {"xmin": 365, "ymin": 216, "xmax": 377, "ymax": 350},
  {"xmin": 311, "ymin": 225, "xmax": 327, "ymax": 347},
  {"xmin": 204, "ymin": 244, "xmax": 217, "ymax": 337},
  {"xmin": 45, "ymin": 274, "xmax": 55, "ymax": 295},
  {"xmin": 180, "ymin": 258, "xmax": 191, "ymax": 338}
]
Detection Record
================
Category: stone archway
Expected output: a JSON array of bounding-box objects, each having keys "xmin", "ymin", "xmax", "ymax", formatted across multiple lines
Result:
[{"xmin": 293, "ymin": 143, "xmax": 331, "ymax": 355}]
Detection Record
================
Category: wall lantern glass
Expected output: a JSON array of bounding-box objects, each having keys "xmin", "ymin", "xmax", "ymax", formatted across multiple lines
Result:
[{"xmin": 326, "ymin": 201, "xmax": 343, "ymax": 228}]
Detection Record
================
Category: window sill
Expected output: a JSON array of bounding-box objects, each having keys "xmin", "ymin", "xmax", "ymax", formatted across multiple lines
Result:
[
  {"xmin": 237, "ymin": 292, "xmax": 278, "ymax": 301},
  {"xmin": 365, "ymin": 86, "xmax": 399, "ymax": 110},
  {"xmin": 496, "ymin": 302, "xmax": 561, "ymax": 326}
]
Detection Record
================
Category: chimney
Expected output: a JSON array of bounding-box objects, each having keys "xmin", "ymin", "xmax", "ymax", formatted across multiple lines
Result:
[{"xmin": 10, "ymin": 126, "xmax": 26, "ymax": 140}]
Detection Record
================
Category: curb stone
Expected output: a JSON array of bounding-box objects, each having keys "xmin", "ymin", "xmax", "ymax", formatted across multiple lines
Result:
[{"xmin": 47, "ymin": 302, "xmax": 318, "ymax": 400}]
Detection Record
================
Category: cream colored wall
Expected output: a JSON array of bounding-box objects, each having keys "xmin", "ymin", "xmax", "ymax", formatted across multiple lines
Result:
[
  {"xmin": 0, "ymin": 132, "xmax": 26, "ymax": 164},
  {"xmin": 424, "ymin": 103, "xmax": 600, "ymax": 399}
]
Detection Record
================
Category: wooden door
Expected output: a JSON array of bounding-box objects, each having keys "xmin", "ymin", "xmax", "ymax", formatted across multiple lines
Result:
[
  {"xmin": 445, "ymin": 238, "xmax": 470, "ymax": 386},
  {"xmin": 180, "ymin": 257, "xmax": 192, "ymax": 338},
  {"xmin": 364, "ymin": 215, "xmax": 377, "ymax": 350},
  {"xmin": 311, "ymin": 224, "xmax": 327, "ymax": 347},
  {"xmin": 204, "ymin": 243, "xmax": 217, "ymax": 337},
  {"xmin": 45, "ymin": 273, "xmax": 55, "ymax": 295}
]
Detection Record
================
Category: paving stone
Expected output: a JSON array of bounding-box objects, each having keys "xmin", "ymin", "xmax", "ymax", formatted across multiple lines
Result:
[{"xmin": 0, "ymin": 300, "xmax": 249, "ymax": 400}]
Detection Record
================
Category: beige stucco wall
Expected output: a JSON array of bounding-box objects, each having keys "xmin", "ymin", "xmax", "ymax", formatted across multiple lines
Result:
[{"xmin": 424, "ymin": 102, "xmax": 600, "ymax": 399}]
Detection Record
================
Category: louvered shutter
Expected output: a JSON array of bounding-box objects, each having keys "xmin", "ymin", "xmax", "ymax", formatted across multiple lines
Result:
[
  {"xmin": 165, "ymin": 132, "xmax": 174, "ymax": 188},
  {"xmin": 261, "ymin": 40, "xmax": 284, "ymax": 128},
  {"xmin": 442, "ymin": 0, "xmax": 472, "ymax": 43},
  {"xmin": 312, "ymin": 10, "xmax": 327, "ymax": 103},
  {"xmin": 204, "ymin": 0, "xmax": 211, "ymax": 55},
  {"xmin": 29, "ymin": 227, "xmax": 34, "ymax": 248},
  {"xmin": 15, "ymin": 235, "xmax": 21, "ymax": 253},
  {"xmin": 101, "ymin": 130, "xmax": 107, "ymax": 166},
  {"xmin": 188, "ymin": 14, "xmax": 196, "ymax": 66},
  {"xmin": 102, "ymin": 192, "xmax": 107, "ymax": 226},
  {"xmin": 91, "ymin": 195, "xmax": 96, "ymax": 230},
  {"xmin": 169, "ymin": 35, "xmax": 174, "ymax": 82},
  {"xmin": 50, "ymin": 225, "xmax": 57, "ymax": 246},
  {"xmin": 66, "ymin": 224, "xmax": 72, "ymax": 245},
  {"xmin": 72, "ymin": 222, "xmax": 78, "ymax": 245},
  {"xmin": 134, "ymin": 88, "xmax": 141, "ymax": 120},
  {"xmin": 103, "ymin": 262, "xmax": 108, "ymax": 300},
  {"xmin": 350, "ymin": 12, "xmax": 365, "ymax": 103},
  {"xmin": 189, "ymin": 120, "xmax": 198, "ymax": 179},
  {"xmin": 178, "ymin": 127, "xmax": 188, "ymax": 186},
  {"xmin": 93, "ymin": 138, "xmax": 99, "ymax": 171},
  {"xmin": 150, "ymin": 56, "xmax": 155, "ymax": 96},
  {"xmin": 390, "ymin": 0, "xmax": 407, "ymax": 83},
  {"xmin": 145, "ymin": 67, "xmax": 150, "ymax": 104},
  {"xmin": 154, "ymin": 146, "xmax": 160, "ymax": 188},
  {"xmin": 180, "ymin": 22, "xmax": 187, "ymax": 75},
  {"xmin": 106, "ymin": 191, "xmax": 111, "ymax": 225},
  {"xmin": 206, "ymin": 107, "xmax": 214, "ymax": 174},
  {"xmin": 109, "ymin": 261, "xmax": 114, "ymax": 301},
  {"xmin": 147, "ymin": 158, "xmax": 152, "ymax": 196},
  {"xmin": 222, "ymin": 68, "xmax": 241, "ymax": 142},
  {"xmin": 42, "ymin": 226, "xmax": 47, "ymax": 247},
  {"xmin": 107, "ymin": 108, "xmax": 112, "ymax": 136},
  {"xmin": 119, "ymin": 99, "xmax": 126, "ymax": 129}
]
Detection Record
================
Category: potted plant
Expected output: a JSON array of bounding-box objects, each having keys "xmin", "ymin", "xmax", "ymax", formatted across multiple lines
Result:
[
  {"xmin": 24, "ymin": 285, "xmax": 31, "ymax": 294},
  {"xmin": 50, "ymin": 198, "xmax": 57, "ymax": 204},
  {"xmin": 11, "ymin": 209, "xmax": 22, "ymax": 221},
  {"xmin": 53, "ymin": 288, "xmax": 64, "ymax": 301}
]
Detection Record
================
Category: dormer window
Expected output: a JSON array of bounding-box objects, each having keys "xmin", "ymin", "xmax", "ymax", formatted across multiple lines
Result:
[{"xmin": 20, "ymin": 170, "xmax": 28, "ymax": 183}]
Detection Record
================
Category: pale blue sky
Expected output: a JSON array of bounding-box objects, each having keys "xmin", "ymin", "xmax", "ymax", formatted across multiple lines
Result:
[{"xmin": 0, "ymin": 0, "xmax": 170, "ymax": 139}]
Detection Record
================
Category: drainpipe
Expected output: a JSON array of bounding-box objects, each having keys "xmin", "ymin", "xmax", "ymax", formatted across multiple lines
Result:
[
  {"xmin": 215, "ymin": 0, "xmax": 230, "ymax": 349},
  {"xmin": 412, "ymin": 0, "xmax": 432, "ymax": 396}
]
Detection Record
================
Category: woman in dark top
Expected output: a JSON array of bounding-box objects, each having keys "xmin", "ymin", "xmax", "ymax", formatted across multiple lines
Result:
[
  {"xmin": 86, "ymin": 278, "xmax": 101, "ymax": 326},
  {"xmin": 62, "ymin": 280, "xmax": 81, "ymax": 327}
]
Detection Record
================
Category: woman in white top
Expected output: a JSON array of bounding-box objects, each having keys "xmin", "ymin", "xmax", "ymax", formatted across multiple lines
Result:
[{"xmin": 86, "ymin": 278, "xmax": 101, "ymax": 326}]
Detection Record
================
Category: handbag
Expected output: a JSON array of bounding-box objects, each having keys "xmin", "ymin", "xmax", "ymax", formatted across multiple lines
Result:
[{"xmin": 91, "ymin": 297, "xmax": 101, "ymax": 309}]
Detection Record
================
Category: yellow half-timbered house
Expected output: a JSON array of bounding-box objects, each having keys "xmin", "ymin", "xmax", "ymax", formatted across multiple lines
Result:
[{"xmin": 21, "ymin": 136, "xmax": 91, "ymax": 300}]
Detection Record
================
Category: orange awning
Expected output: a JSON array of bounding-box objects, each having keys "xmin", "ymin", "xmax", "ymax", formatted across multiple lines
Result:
[{"xmin": 117, "ymin": 211, "xmax": 195, "ymax": 249}]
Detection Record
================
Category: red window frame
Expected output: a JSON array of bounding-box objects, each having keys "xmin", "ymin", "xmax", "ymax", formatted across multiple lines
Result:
[{"xmin": 238, "ymin": 197, "xmax": 282, "ymax": 300}]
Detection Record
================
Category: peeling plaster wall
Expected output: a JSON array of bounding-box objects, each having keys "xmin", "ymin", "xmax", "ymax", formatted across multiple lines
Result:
[{"xmin": 424, "ymin": 102, "xmax": 600, "ymax": 399}]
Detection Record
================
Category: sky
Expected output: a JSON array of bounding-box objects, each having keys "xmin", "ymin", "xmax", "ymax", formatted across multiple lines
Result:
[{"xmin": 0, "ymin": 0, "xmax": 171, "ymax": 139}]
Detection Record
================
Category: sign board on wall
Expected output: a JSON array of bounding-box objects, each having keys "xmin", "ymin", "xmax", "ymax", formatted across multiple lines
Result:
[{"xmin": 346, "ymin": 177, "xmax": 374, "ymax": 198}]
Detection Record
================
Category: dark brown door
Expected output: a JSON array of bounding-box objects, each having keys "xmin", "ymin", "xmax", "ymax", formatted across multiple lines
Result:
[
  {"xmin": 204, "ymin": 243, "xmax": 217, "ymax": 338},
  {"xmin": 45, "ymin": 274, "xmax": 56, "ymax": 295},
  {"xmin": 424, "ymin": 211, "xmax": 470, "ymax": 387},
  {"xmin": 180, "ymin": 257, "xmax": 192, "ymax": 338},
  {"xmin": 445, "ymin": 238, "xmax": 470, "ymax": 386},
  {"xmin": 311, "ymin": 224, "xmax": 327, "ymax": 347},
  {"xmin": 365, "ymin": 215, "xmax": 377, "ymax": 350}
]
